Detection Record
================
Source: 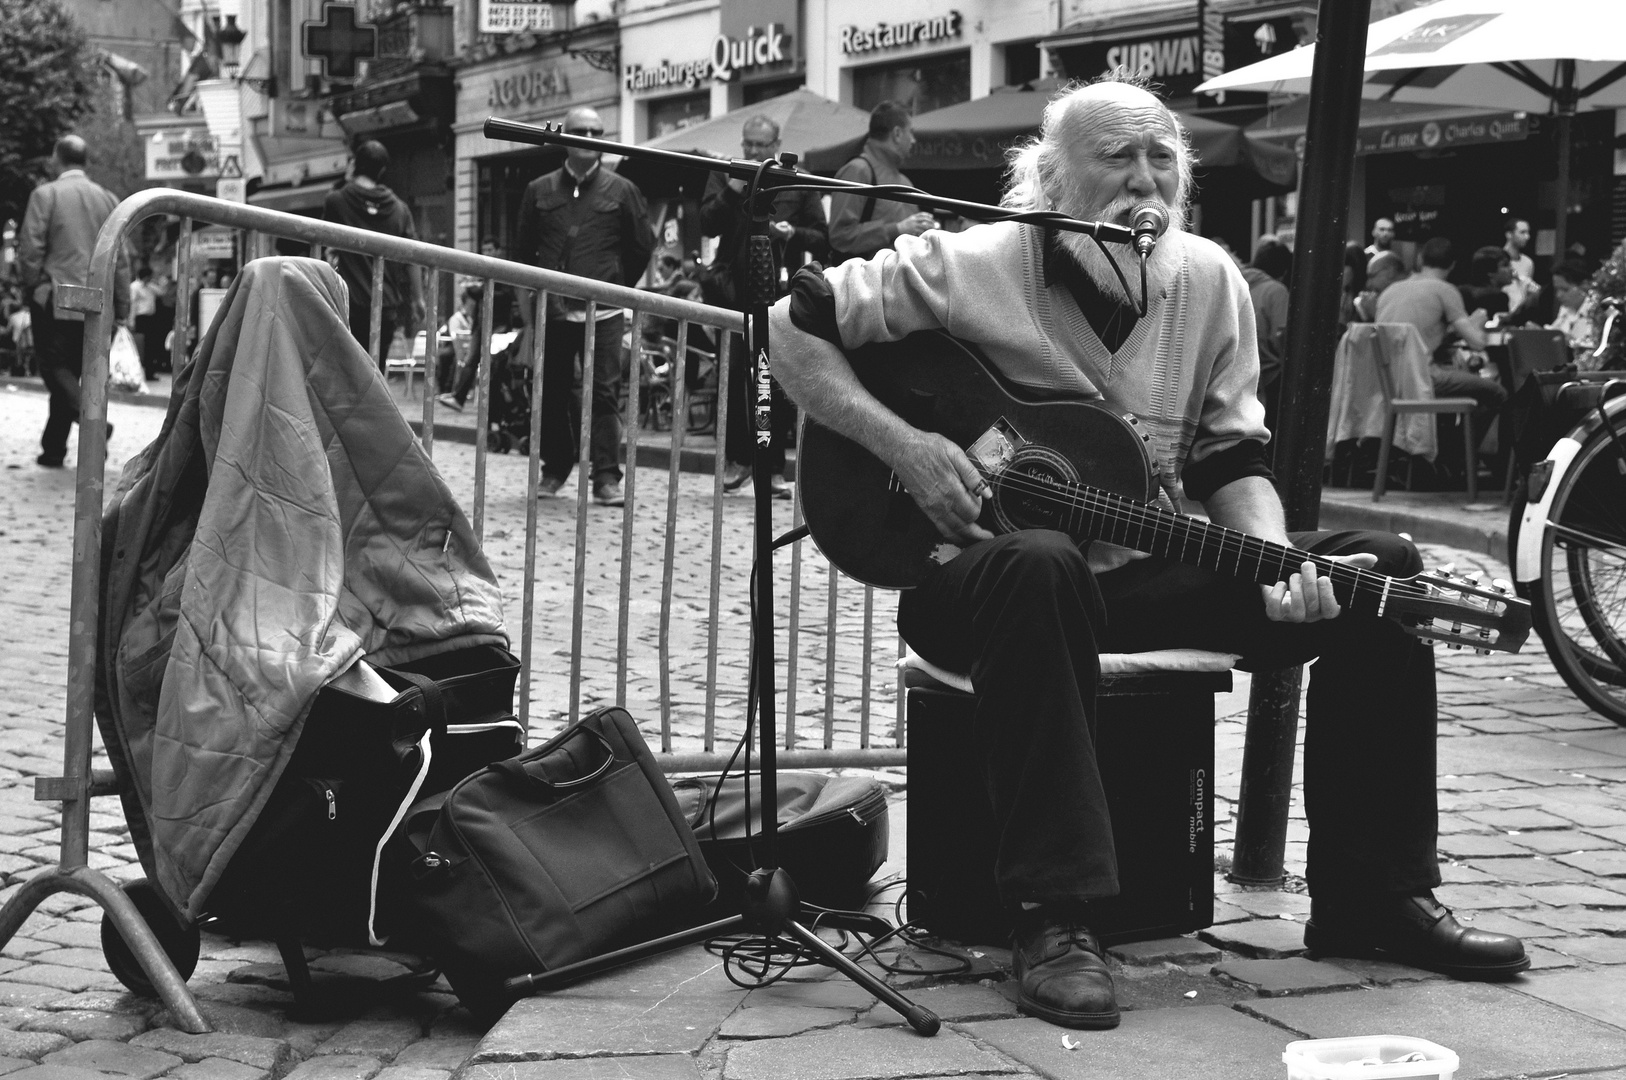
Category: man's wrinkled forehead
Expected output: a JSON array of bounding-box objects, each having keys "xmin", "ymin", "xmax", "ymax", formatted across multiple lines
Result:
[{"xmin": 1071, "ymin": 98, "xmax": 1181, "ymax": 155}]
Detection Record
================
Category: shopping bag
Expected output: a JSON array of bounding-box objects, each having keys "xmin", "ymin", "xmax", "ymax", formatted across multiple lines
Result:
[{"xmin": 109, "ymin": 326, "xmax": 145, "ymax": 391}]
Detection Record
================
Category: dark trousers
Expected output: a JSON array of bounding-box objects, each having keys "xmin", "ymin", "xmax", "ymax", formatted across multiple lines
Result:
[
  {"xmin": 348, "ymin": 302, "xmax": 397, "ymax": 375},
  {"xmin": 133, "ymin": 313, "xmax": 163, "ymax": 378},
  {"xmin": 898, "ymin": 528, "xmax": 1441, "ymax": 907},
  {"xmin": 723, "ymin": 331, "xmax": 793, "ymax": 474},
  {"xmin": 540, "ymin": 315, "xmax": 624, "ymax": 484},
  {"xmin": 31, "ymin": 300, "xmax": 88, "ymax": 463}
]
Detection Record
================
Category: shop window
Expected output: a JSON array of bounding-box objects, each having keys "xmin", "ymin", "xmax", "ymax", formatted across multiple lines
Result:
[
  {"xmin": 744, "ymin": 77, "xmax": 805, "ymax": 106},
  {"xmin": 852, "ymin": 49, "xmax": 970, "ymax": 116},
  {"xmin": 648, "ymin": 92, "xmax": 710, "ymax": 139},
  {"xmin": 1002, "ymin": 40, "xmax": 1041, "ymax": 87}
]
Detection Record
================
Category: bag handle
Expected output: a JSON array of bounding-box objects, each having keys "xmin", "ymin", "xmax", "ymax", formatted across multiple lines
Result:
[
  {"xmin": 493, "ymin": 727, "xmax": 617, "ymax": 793},
  {"xmin": 390, "ymin": 669, "xmax": 448, "ymax": 733}
]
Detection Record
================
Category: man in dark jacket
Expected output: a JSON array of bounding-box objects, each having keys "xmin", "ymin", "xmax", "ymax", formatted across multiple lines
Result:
[
  {"xmin": 323, "ymin": 140, "xmax": 423, "ymax": 371},
  {"xmin": 16, "ymin": 134, "xmax": 129, "ymax": 467},
  {"xmin": 827, "ymin": 101, "xmax": 935, "ymax": 263},
  {"xmin": 1241, "ymin": 238, "xmax": 1291, "ymax": 436},
  {"xmin": 516, "ymin": 106, "xmax": 654, "ymax": 507},
  {"xmin": 699, "ymin": 114, "xmax": 827, "ymax": 497}
]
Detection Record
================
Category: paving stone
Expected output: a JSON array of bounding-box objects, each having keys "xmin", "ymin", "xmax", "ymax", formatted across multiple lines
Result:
[
  {"xmin": 40, "ymin": 1040, "xmax": 180, "ymax": 1079},
  {"xmin": 1198, "ymin": 919, "xmax": 1306, "ymax": 958},
  {"xmin": 1519, "ymin": 967, "xmax": 1626, "ymax": 1031},
  {"xmin": 1524, "ymin": 944, "xmax": 1583, "ymax": 970},
  {"xmin": 0, "ymin": 1059, "xmax": 30, "ymax": 1077},
  {"xmin": 1211, "ymin": 958, "xmax": 1365, "ymax": 996},
  {"xmin": 0, "ymin": 1031, "xmax": 69, "ymax": 1061},
  {"xmin": 1463, "ymin": 807, "xmax": 1576, "ymax": 831},
  {"xmin": 460, "ymin": 1057, "xmax": 701, "ymax": 1080},
  {"xmin": 315, "ymin": 1019, "xmax": 420, "ymax": 1059},
  {"xmin": 1438, "ymin": 734, "xmax": 1610, "ymax": 774},
  {"xmin": 1316, "ymin": 956, "xmax": 1447, "ymax": 985},
  {"xmin": 1464, "ymin": 855, "xmax": 1591, "ymax": 885},
  {"xmin": 155, "ymin": 1002, "xmax": 285, "ymax": 1040},
  {"xmin": 128, "ymin": 1028, "xmax": 292, "ymax": 1071},
  {"xmin": 27, "ymin": 928, "xmax": 96, "ymax": 952},
  {"xmin": 724, "ymin": 1024, "xmax": 1016, "ymax": 1080},
  {"xmin": 1556, "ymin": 849, "xmax": 1626, "ymax": 877},
  {"xmin": 1451, "ymin": 910, "xmax": 1565, "ymax": 938},
  {"xmin": 1519, "ymin": 883, "xmax": 1626, "ymax": 907},
  {"xmin": 1429, "ymin": 883, "xmax": 1540, "ymax": 910},
  {"xmin": 282, "ymin": 1055, "xmax": 383, "ymax": 1080},
  {"xmin": 388, "ymin": 1038, "xmax": 478, "ymax": 1071},
  {"xmin": 719, "ymin": 1005, "xmax": 856, "ymax": 1038},
  {"xmin": 1107, "ymin": 937, "xmax": 1222, "ymax": 966},
  {"xmin": 0, "ymin": 967, "xmax": 118, "ymax": 994},
  {"xmin": 1438, "ymin": 834, "xmax": 1532, "ymax": 858},
  {"xmin": 741, "ymin": 978, "xmax": 881, "ymax": 1012},
  {"xmin": 19, "ymin": 1009, "xmax": 147, "ymax": 1042},
  {"xmin": 1507, "ymin": 829, "xmax": 1623, "ymax": 855},
  {"xmin": 897, "ymin": 983, "xmax": 1017, "ymax": 1022},
  {"xmin": 0, "ymin": 1066, "xmax": 116, "ymax": 1080},
  {"xmin": 169, "ymin": 1059, "xmax": 270, "ymax": 1080},
  {"xmin": 371, "ymin": 1069, "xmax": 449, "ymax": 1080},
  {"xmin": 966, "ymin": 1005, "xmax": 1290, "ymax": 1080},
  {"xmin": 1219, "ymin": 891, "xmax": 1311, "ymax": 919},
  {"xmin": 469, "ymin": 949, "xmax": 746, "ymax": 1062},
  {"xmin": 1527, "ymin": 906, "xmax": 1626, "ymax": 936},
  {"xmin": 1544, "ymin": 936, "xmax": 1626, "ymax": 963},
  {"xmin": 1244, "ymin": 981, "xmax": 1626, "ymax": 1078}
]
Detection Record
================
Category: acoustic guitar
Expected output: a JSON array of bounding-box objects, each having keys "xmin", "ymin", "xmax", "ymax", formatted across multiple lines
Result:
[{"xmin": 797, "ymin": 331, "xmax": 1531, "ymax": 654}]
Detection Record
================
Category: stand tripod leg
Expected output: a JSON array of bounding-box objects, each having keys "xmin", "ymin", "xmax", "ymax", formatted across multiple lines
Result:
[
  {"xmin": 780, "ymin": 918, "xmax": 940, "ymax": 1035},
  {"xmin": 504, "ymin": 916, "xmax": 748, "ymax": 995}
]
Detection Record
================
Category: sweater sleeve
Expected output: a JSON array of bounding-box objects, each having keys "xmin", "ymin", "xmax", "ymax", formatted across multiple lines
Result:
[{"xmin": 825, "ymin": 230, "xmax": 964, "ymax": 349}]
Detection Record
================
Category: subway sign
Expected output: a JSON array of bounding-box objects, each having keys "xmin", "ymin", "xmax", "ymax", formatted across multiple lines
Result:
[{"xmin": 624, "ymin": 23, "xmax": 792, "ymax": 93}]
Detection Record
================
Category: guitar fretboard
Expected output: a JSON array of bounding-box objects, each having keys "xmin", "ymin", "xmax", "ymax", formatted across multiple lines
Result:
[{"xmin": 1007, "ymin": 471, "xmax": 1405, "ymax": 615}]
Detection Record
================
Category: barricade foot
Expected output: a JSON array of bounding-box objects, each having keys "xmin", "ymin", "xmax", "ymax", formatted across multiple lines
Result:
[{"xmin": 0, "ymin": 865, "xmax": 211, "ymax": 1034}]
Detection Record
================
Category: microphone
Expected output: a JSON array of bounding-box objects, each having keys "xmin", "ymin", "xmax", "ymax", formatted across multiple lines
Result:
[{"xmin": 1131, "ymin": 202, "xmax": 1169, "ymax": 257}]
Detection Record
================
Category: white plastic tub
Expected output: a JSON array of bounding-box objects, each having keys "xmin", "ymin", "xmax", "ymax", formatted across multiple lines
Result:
[{"xmin": 1284, "ymin": 1035, "xmax": 1458, "ymax": 1080}]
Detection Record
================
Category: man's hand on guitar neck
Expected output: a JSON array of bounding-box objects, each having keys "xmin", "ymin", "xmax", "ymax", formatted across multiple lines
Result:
[
  {"xmin": 895, "ymin": 430, "xmax": 997, "ymax": 547},
  {"xmin": 1262, "ymin": 555, "xmax": 1379, "ymax": 624}
]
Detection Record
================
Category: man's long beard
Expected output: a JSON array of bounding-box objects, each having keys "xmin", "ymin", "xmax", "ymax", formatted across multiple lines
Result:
[{"xmin": 1056, "ymin": 195, "xmax": 1181, "ymax": 303}]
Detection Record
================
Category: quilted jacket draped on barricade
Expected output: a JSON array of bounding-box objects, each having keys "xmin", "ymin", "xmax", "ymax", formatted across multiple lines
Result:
[{"xmin": 94, "ymin": 257, "xmax": 508, "ymax": 923}]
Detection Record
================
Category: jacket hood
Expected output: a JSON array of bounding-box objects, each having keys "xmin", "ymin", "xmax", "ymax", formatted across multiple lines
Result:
[{"xmin": 340, "ymin": 181, "xmax": 399, "ymax": 217}]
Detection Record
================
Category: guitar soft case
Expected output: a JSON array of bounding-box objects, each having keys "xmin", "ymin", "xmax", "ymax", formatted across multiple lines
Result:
[{"xmin": 670, "ymin": 772, "xmax": 891, "ymax": 914}]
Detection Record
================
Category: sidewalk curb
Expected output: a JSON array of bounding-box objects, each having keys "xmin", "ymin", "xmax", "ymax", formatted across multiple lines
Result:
[{"xmin": 1317, "ymin": 496, "xmax": 1508, "ymax": 564}]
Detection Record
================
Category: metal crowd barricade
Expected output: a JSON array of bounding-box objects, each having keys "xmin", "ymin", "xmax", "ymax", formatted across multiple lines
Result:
[{"xmin": 1, "ymin": 189, "xmax": 906, "ymax": 1032}]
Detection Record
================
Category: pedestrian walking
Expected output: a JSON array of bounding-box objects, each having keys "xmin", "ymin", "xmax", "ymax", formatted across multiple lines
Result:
[
  {"xmin": 16, "ymin": 134, "xmax": 128, "ymax": 468},
  {"xmin": 129, "ymin": 266, "xmax": 163, "ymax": 379},
  {"xmin": 699, "ymin": 113, "xmax": 827, "ymax": 498},
  {"xmin": 515, "ymin": 106, "xmax": 653, "ymax": 507},
  {"xmin": 827, "ymin": 101, "xmax": 936, "ymax": 263},
  {"xmin": 322, "ymin": 140, "xmax": 424, "ymax": 371}
]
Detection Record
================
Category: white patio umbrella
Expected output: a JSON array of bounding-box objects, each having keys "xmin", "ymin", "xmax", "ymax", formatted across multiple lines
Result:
[{"xmin": 1195, "ymin": 0, "xmax": 1626, "ymax": 256}]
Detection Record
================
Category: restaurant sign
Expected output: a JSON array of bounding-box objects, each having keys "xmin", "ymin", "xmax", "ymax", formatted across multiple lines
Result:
[
  {"xmin": 624, "ymin": 23, "xmax": 792, "ymax": 92},
  {"xmin": 1264, "ymin": 111, "xmax": 1530, "ymax": 158}
]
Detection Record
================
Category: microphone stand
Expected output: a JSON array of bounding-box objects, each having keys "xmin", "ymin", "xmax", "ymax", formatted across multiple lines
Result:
[{"xmin": 484, "ymin": 115, "xmax": 1138, "ymax": 1038}]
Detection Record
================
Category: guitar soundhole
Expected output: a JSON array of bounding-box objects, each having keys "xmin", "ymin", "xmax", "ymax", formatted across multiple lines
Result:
[{"xmin": 990, "ymin": 447, "xmax": 1080, "ymax": 535}]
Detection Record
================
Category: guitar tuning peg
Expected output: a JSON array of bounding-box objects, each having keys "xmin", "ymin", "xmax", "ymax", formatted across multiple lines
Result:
[
  {"xmin": 1475, "ymin": 648, "xmax": 1492, "ymax": 656},
  {"xmin": 1435, "ymin": 563, "xmax": 1456, "ymax": 576},
  {"xmin": 1493, "ymin": 578, "xmax": 1513, "ymax": 594}
]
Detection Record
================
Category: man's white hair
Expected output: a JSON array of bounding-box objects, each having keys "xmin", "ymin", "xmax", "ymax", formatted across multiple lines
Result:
[{"xmin": 1001, "ymin": 75, "xmax": 1195, "ymax": 225}]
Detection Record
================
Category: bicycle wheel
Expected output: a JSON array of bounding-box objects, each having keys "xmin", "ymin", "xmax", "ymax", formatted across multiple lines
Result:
[{"xmin": 1529, "ymin": 418, "xmax": 1626, "ymax": 724}]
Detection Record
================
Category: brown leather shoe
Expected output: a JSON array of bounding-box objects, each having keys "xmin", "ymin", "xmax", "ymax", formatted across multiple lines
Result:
[
  {"xmin": 1305, "ymin": 891, "xmax": 1529, "ymax": 979},
  {"xmin": 1011, "ymin": 907, "xmax": 1120, "ymax": 1029}
]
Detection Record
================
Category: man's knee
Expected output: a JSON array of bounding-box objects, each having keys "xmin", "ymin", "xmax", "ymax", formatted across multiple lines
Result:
[
  {"xmin": 1339, "ymin": 531, "xmax": 1423, "ymax": 578},
  {"xmin": 980, "ymin": 530, "xmax": 1093, "ymax": 593}
]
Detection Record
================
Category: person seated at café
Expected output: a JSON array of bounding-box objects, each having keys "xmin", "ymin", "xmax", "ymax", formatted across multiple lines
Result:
[
  {"xmin": 1350, "ymin": 250, "xmax": 1406, "ymax": 323},
  {"xmin": 1548, "ymin": 259, "xmax": 1598, "ymax": 364},
  {"xmin": 1459, "ymin": 246, "xmax": 1513, "ymax": 326},
  {"xmin": 1374, "ymin": 237, "xmax": 1508, "ymax": 475}
]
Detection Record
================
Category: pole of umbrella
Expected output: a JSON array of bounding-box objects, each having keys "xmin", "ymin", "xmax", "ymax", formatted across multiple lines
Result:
[
  {"xmin": 1230, "ymin": 0, "xmax": 1372, "ymax": 887},
  {"xmin": 1553, "ymin": 60, "xmax": 1577, "ymax": 267}
]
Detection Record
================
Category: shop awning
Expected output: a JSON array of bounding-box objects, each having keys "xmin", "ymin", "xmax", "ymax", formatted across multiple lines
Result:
[
  {"xmin": 641, "ymin": 88, "xmax": 873, "ymax": 174},
  {"xmin": 899, "ymin": 85, "xmax": 1298, "ymax": 187},
  {"xmin": 1244, "ymin": 96, "xmax": 1533, "ymax": 157},
  {"xmin": 248, "ymin": 181, "xmax": 334, "ymax": 213}
]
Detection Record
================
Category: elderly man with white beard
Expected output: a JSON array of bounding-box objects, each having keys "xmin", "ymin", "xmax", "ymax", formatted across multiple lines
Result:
[{"xmin": 768, "ymin": 77, "xmax": 1528, "ymax": 1031}]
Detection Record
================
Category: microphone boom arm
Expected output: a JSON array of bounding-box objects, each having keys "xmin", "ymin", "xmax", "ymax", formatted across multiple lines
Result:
[{"xmin": 483, "ymin": 116, "xmax": 1136, "ymax": 245}]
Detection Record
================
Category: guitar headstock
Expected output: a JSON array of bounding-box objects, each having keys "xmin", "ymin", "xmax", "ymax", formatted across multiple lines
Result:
[{"xmin": 1387, "ymin": 569, "xmax": 1532, "ymax": 654}]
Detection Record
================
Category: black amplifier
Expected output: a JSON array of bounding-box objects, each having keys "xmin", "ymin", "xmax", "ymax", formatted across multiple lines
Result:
[{"xmin": 905, "ymin": 669, "xmax": 1224, "ymax": 947}]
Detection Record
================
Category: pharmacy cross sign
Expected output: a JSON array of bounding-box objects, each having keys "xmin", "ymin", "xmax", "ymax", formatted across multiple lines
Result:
[{"xmin": 304, "ymin": 3, "xmax": 377, "ymax": 80}]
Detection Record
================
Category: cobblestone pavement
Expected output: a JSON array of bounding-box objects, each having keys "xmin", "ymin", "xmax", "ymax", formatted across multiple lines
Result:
[{"xmin": 2, "ymin": 382, "xmax": 1626, "ymax": 1079}]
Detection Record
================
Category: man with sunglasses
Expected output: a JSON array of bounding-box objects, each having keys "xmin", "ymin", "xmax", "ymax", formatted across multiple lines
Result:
[
  {"xmin": 516, "ymin": 106, "xmax": 654, "ymax": 507},
  {"xmin": 699, "ymin": 114, "xmax": 828, "ymax": 498}
]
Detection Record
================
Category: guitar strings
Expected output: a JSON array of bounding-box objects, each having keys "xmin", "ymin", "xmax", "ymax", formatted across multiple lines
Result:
[{"xmin": 974, "ymin": 465, "xmax": 1438, "ymax": 601}]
